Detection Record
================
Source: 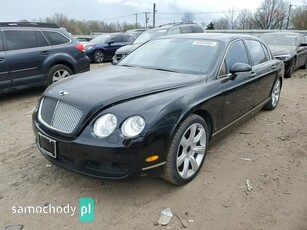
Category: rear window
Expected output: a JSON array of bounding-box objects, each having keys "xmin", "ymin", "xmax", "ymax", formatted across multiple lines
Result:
[
  {"xmin": 192, "ymin": 26, "xmax": 204, "ymax": 33},
  {"xmin": 42, "ymin": 31, "xmax": 70, "ymax": 45},
  {"xmin": 4, "ymin": 30, "xmax": 48, "ymax": 51},
  {"xmin": 180, "ymin": 26, "xmax": 193, "ymax": 33}
]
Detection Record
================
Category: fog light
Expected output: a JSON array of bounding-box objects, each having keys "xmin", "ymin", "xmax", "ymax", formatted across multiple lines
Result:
[{"xmin": 145, "ymin": 155, "xmax": 159, "ymax": 162}]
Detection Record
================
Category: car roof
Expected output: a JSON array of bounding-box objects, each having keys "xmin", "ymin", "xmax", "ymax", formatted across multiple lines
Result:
[
  {"xmin": 148, "ymin": 23, "xmax": 202, "ymax": 31},
  {"xmin": 159, "ymin": 33, "xmax": 261, "ymax": 43},
  {"xmin": 259, "ymin": 32, "xmax": 300, "ymax": 36},
  {"xmin": 0, "ymin": 22, "xmax": 59, "ymax": 29}
]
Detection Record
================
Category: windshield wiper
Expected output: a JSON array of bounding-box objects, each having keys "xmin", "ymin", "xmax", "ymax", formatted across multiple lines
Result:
[
  {"xmin": 152, "ymin": 68, "xmax": 179, "ymax": 73},
  {"xmin": 119, "ymin": 64, "xmax": 134, "ymax": 67}
]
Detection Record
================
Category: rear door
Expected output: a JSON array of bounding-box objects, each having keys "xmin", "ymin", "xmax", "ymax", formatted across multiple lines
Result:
[
  {"xmin": 245, "ymin": 39, "xmax": 277, "ymax": 106},
  {"xmin": 0, "ymin": 31, "xmax": 11, "ymax": 89},
  {"xmin": 3, "ymin": 29, "xmax": 50, "ymax": 86}
]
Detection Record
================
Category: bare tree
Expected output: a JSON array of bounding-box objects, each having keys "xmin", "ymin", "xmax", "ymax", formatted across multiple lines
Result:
[
  {"xmin": 254, "ymin": 0, "xmax": 289, "ymax": 29},
  {"xmin": 292, "ymin": 4, "xmax": 307, "ymax": 29},
  {"xmin": 213, "ymin": 18, "xmax": 229, "ymax": 29},
  {"xmin": 237, "ymin": 10, "xmax": 255, "ymax": 29},
  {"xmin": 225, "ymin": 8, "xmax": 239, "ymax": 29},
  {"xmin": 182, "ymin": 13, "xmax": 196, "ymax": 23}
]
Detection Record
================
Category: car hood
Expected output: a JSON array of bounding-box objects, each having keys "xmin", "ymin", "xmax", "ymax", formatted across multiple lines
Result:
[
  {"xmin": 116, "ymin": 44, "xmax": 141, "ymax": 54},
  {"xmin": 44, "ymin": 66, "xmax": 204, "ymax": 112},
  {"xmin": 268, "ymin": 45, "xmax": 296, "ymax": 56}
]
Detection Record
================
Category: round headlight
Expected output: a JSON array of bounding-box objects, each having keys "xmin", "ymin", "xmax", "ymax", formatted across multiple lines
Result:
[
  {"xmin": 93, "ymin": 114, "xmax": 117, "ymax": 138},
  {"xmin": 121, "ymin": 116, "xmax": 145, "ymax": 138}
]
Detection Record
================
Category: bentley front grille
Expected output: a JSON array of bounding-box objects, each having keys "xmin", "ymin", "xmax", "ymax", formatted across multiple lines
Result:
[{"xmin": 38, "ymin": 97, "xmax": 83, "ymax": 134}]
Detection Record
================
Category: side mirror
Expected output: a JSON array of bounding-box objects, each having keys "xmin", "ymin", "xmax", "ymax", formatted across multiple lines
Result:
[
  {"xmin": 230, "ymin": 63, "xmax": 252, "ymax": 75},
  {"xmin": 108, "ymin": 41, "xmax": 115, "ymax": 45},
  {"xmin": 299, "ymin": 42, "xmax": 307, "ymax": 47}
]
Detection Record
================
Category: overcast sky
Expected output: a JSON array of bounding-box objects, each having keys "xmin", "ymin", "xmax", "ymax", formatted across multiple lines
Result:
[{"xmin": 0, "ymin": 0, "xmax": 304, "ymax": 26}]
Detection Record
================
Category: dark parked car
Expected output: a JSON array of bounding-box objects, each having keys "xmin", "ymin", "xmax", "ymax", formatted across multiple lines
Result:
[
  {"xmin": 112, "ymin": 23, "xmax": 204, "ymax": 64},
  {"xmin": 0, "ymin": 22, "xmax": 90, "ymax": 93},
  {"xmin": 259, "ymin": 32, "xmax": 307, "ymax": 78},
  {"xmin": 32, "ymin": 34, "xmax": 284, "ymax": 185},
  {"xmin": 85, "ymin": 33, "xmax": 134, "ymax": 63}
]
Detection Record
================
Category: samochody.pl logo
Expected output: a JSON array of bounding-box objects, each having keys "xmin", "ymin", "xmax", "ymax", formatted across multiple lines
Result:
[{"xmin": 11, "ymin": 197, "xmax": 95, "ymax": 222}]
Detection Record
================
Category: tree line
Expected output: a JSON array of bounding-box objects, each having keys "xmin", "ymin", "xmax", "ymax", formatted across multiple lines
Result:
[
  {"xmin": 206, "ymin": 0, "xmax": 307, "ymax": 30},
  {"xmin": 21, "ymin": 0, "xmax": 307, "ymax": 34}
]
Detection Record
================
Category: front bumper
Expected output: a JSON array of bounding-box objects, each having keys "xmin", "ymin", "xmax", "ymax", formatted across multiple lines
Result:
[{"xmin": 32, "ymin": 119, "xmax": 173, "ymax": 180}]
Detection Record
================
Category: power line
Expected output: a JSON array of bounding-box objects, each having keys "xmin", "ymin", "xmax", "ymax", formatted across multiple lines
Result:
[
  {"xmin": 157, "ymin": 9, "xmax": 259, "ymax": 15},
  {"xmin": 100, "ymin": 13, "xmax": 137, "ymax": 21}
]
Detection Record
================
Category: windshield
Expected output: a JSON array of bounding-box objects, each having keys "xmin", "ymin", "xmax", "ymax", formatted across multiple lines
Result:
[
  {"xmin": 260, "ymin": 34, "xmax": 298, "ymax": 46},
  {"xmin": 119, "ymin": 38, "xmax": 221, "ymax": 75},
  {"xmin": 88, "ymin": 34, "xmax": 111, "ymax": 44},
  {"xmin": 133, "ymin": 29, "xmax": 168, "ymax": 44}
]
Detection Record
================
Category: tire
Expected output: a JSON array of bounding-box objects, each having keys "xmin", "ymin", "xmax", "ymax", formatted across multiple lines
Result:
[
  {"xmin": 163, "ymin": 114, "xmax": 209, "ymax": 185},
  {"xmin": 285, "ymin": 58, "xmax": 295, "ymax": 78},
  {"xmin": 93, "ymin": 50, "xmax": 105, "ymax": 63},
  {"xmin": 48, "ymin": 64, "xmax": 73, "ymax": 86},
  {"xmin": 263, "ymin": 78, "xmax": 281, "ymax": 110}
]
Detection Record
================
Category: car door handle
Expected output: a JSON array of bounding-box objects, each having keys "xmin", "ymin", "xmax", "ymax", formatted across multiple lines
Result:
[
  {"xmin": 271, "ymin": 64, "xmax": 276, "ymax": 69},
  {"xmin": 40, "ymin": 51, "xmax": 51, "ymax": 56},
  {"xmin": 0, "ymin": 57, "xmax": 5, "ymax": 63},
  {"xmin": 251, "ymin": 72, "xmax": 257, "ymax": 77}
]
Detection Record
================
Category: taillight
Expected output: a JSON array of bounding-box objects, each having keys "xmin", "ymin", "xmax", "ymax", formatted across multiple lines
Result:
[{"xmin": 75, "ymin": 43, "xmax": 85, "ymax": 51}]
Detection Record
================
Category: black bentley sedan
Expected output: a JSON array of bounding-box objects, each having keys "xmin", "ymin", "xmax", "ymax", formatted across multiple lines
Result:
[
  {"xmin": 259, "ymin": 32, "xmax": 307, "ymax": 78},
  {"xmin": 32, "ymin": 34, "xmax": 284, "ymax": 185}
]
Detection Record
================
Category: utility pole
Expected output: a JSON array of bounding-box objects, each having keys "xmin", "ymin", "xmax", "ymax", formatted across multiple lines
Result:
[
  {"xmin": 144, "ymin": 12, "xmax": 150, "ymax": 28},
  {"xmin": 286, "ymin": 5, "xmax": 292, "ymax": 29},
  {"xmin": 135, "ymin": 13, "xmax": 138, "ymax": 28},
  {"xmin": 153, "ymin": 3, "xmax": 156, "ymax": 28}
]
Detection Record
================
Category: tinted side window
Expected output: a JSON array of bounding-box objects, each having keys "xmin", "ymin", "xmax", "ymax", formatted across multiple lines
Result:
[
  {"xmin": 110, "ymin": 35, "xmax": 123, "ymax": 43},
  {"xmin": 4, "ymin": 30, "xmax": 48, "ymax": 50},
  {"xmin": 180, "ymin": 26, "xmax": 193, "ymax": 33},
  {"xmin": 225, "ymin": 40, "xmax": 249, "ymax": 73},
  {"xmin": 0, "ymin": 32, "xmax": 4, "ymax": 51},
  {"xmin": 123, "ymin": 34, "xmax": 133, "ymax": 42},
  {"xmin": 42, "ymin": 31, "xmax": 70, "ymax": 45},
  {"xmin": 246, "ymin": 40, "xmax": 268, "ymax": 66}
]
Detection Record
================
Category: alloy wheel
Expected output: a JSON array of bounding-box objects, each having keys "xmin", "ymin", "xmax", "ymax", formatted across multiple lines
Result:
[
  {"xmin": 94, "ymin": 51, "xmax": 104, "ymax": 63},
  {"xmin": 271, "ymin": 79, "xmax": 281, "ymax": 107},
  {"xmin": 52, "ymin": 69, "xmax": 70, "ymax": 83},
  {"xmin": 176, "ymin": 123, "xmax": 207, "ymax": 179}
]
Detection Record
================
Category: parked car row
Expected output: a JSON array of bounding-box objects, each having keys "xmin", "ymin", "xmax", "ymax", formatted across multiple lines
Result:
[{"xmin": 84, "ymin": 23, "xmax": 204, "ymax": 64}]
